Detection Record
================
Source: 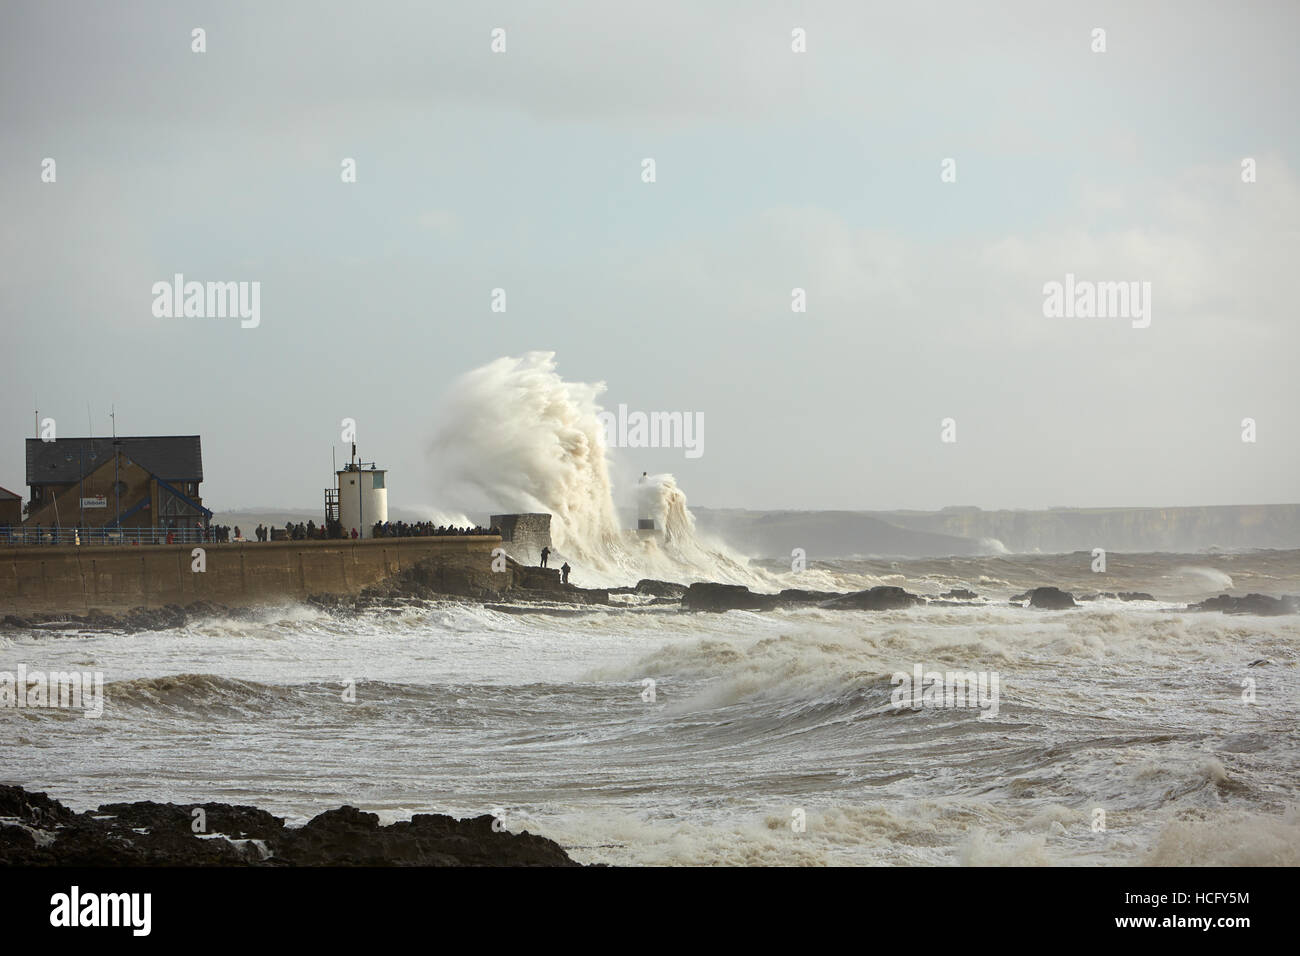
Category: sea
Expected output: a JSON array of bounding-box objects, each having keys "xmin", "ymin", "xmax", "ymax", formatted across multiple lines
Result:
[{"xmin": 4, "ymin": 548, "xmax": 1297, "ymax": 866}]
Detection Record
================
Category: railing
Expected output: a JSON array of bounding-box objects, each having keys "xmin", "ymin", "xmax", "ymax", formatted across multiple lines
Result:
[{"xmin": 0, "ymin": 527, "xmax": 220, "ymax": 547}]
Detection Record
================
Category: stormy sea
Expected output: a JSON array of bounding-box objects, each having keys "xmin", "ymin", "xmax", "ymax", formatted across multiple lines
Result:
[
  {"xmin": 3, "ymin": 549, "xmax": 1298, "ymax": 866},
  {"xmin": 4, "ymin": 355, "xmax": 1297, "ymax": 867}
]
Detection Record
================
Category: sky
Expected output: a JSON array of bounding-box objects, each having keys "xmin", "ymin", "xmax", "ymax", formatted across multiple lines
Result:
[{"xmin": 2, "ymin": 0, "xmax": 1297, "ymax": 515}]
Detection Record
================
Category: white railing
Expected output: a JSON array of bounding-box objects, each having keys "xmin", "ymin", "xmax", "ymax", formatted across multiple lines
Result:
[{"xmin": 0, "ymin": 527, "xmax": 214, "ymax": 547}]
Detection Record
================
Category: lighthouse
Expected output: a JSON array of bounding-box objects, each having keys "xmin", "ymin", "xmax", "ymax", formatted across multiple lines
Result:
[
  {"xmin": 336, "ymin": 455, "xmax": 387, "ymax": 539},
  {"xmin": 636, "ymin": 471, "xmax": 658, "ymax": 538}
]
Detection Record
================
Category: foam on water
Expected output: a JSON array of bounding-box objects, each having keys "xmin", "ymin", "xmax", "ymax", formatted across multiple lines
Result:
[{"xmin": 3, "ymin": 547, "xmax": 1297, "ymax": 866}]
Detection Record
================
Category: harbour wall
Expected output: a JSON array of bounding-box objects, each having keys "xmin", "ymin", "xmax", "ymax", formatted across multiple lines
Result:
[
  {"xmin": 0, "ymin": 536, "xmax": 502, "ymax": 615},
  {"xmin": 490, "ymin": 513, "xmax": 552, "ymax": 564}
]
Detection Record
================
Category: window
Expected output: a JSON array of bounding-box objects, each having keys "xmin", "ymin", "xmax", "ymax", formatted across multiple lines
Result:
[{"xmin": 371, "ymin": 473, "xmax": 384, "ymax": 489}]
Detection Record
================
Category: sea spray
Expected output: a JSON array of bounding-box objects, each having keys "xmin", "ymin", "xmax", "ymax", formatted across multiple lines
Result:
[{"xmin": 426, "ymin": 352, "xmax": 784, "ymax": 588}]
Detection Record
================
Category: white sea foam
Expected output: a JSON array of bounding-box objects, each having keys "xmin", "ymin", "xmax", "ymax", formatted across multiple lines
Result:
[{"xmin": 425, "ymin": 352, "xmax": 860, "ymax": 590}]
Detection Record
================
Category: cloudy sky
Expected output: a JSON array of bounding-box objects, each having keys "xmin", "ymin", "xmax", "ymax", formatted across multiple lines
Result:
[{"xmin": 2, "ymin": 0, "xmax": 1296, "ymax": 514}]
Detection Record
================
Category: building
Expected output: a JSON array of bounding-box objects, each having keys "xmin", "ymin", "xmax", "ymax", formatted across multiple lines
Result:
[
  {"xmin": 0, "ymin": 486, "xmax": 21, "ymax": 527},
  {"xmin": 333, "ymin": 462, "xmax": 387, "ymax": 539},
  {"xmin": 23, "ymin": 436, "xmax": 211, "ymax": 532}
]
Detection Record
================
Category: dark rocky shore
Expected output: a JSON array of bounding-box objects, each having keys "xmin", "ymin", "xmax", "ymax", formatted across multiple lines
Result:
[{"xmin": 0, "ymin": 786, "xmax": 578, "ymax": 867}]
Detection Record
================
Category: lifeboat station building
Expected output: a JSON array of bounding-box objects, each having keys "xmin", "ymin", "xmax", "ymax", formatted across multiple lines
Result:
[{"xmin": 23, "ymin": 435, "xmax": 211, "ymax": 536}]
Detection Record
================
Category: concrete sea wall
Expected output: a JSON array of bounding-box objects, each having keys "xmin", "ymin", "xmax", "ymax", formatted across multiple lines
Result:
[{"xmin": 0, "ymin": 537, "xmax": 501, "ymax": 615}]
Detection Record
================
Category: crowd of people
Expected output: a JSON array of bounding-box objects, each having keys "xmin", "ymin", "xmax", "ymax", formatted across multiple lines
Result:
[
  {"xmin": 1, "ymin": 518, "xmax": 499, "ymax": 545},
  {"xmin": 371, "ymin": 520, "xmax": 497, "ymax": 538},
  {"xmin": 251, "ymin": 520, "xmax": 341, "ymax": 541}
]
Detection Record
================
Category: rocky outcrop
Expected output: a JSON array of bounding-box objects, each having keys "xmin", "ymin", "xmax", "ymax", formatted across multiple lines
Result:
[
  {"xmin": 778, "ymin": 588, "xmax": 843, "ymax": 604},
  {"xmin": 1117, "ymin": 592, "xmax": 1155, "ymax": 602},
  {"xmin": 684, "ymin": 583, "xmax": 923, "ymax": 613},
  {"xmin": 0, "ymin": 786, "xmax": 577, "ymax": 867},
  {"xmin": 940, "ymin": 588, "xmax": 978, "ymax": 600},
  {"xmin": 1189, "ymin": 593, "xmax": 1298, "ymax": 616},
  {"xmin": 1011, "ymin": 587, "xmax": 1077, "ymax": 609},
  {"xmin": 820, "ymin": 586, "xmax": 921, "ymax": 610},
  {"xmin": 627, "ymin": 579, "xmax": 688, "ymax": 598},
  {"xmin": 682, "ymin": 583, "xmax": 780, "ymax": 612}
]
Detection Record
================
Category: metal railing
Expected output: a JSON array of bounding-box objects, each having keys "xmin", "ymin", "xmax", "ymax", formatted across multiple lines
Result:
[{"xmin": 0, "ymin": 527, "xmax": 219, "ymax": 547}]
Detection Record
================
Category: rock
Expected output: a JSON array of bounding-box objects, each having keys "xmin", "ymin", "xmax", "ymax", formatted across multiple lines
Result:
[
  {"xmin": 682, "ymin": 583, "xmax": 780, "ymax": 612},
  {"xmin": 1022, "ymin": 587, "xmax": 1077, "ymax": 609},
  {"xmin": 820, "ymin": 586, "xmax": 921, "ymax": 611},
  {"xmin": 0, "ymin": 785, "xmax": 578, "ymax": 867},
  {"xmin": 777, "ymin": 588, "xmax": 843, "ymax": 604},
  {"xmin": 1189, "ymin": 593, "xmax": 1298, "ymax": 616},
  {"xmin": 634, "ymin": 579, "xmax": 687, "ymax": 598},
  {"xmin": 1117, "ymin": 592, "xmax": 1155, "ymax": 602},
  {"xmin": 940, "ymin": 588, "xmax": 978, "ymax": 600}
]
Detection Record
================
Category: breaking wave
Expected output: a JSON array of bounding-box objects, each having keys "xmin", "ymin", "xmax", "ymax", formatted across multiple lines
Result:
[{"xmin": 426, "ymin": 352, "xmax": 852, "ymax": 590}]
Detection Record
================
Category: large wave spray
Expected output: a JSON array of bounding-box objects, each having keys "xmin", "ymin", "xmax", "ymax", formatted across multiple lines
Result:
[{"xmin": 426, "ymin": 352, "xmax": 778, "ymax": 588}]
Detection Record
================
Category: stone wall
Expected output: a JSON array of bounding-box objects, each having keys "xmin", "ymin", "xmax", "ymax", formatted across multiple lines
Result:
[
  {"xmin": 0, "ymin": 536, "xmax": 501, "ymax": 615},
  {"xmin": 489, "ymin": 513, "xmax": 552, "ymax": 565}
]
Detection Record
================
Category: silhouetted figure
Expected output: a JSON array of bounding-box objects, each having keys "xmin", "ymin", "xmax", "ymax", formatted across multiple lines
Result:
[
  {"xmin": 560, "ymin": 562, "xmax": 571, "ymax": 584},
  {"xmin": 540, "ymin": 546, "xmax": 550, "ymax": 568}
]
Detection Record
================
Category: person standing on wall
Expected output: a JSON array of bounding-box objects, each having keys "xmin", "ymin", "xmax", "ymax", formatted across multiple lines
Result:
[{"xmin": 540, "ymin": 546, "xmax": 550, "ymax": 568}]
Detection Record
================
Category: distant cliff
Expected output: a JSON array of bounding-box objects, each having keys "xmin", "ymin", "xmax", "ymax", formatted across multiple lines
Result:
[
  {"xmin": 878, "ymin": 504, "xmax": 1300, "ymax": 554},
  {"xmin": 692, "ymin": 509, "xmax": 988, "ymax": 559},
  {"xmin": 693, "ymin": 504, "xmax": 1300, "ymax": 558}
]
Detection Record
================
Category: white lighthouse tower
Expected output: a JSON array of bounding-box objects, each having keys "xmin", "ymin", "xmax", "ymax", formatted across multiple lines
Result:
[
  {"xmin": 635, "ymin": 471, "xmax": 659, "ymax": 540},
  {"xmin": 336, "ymin": 452, "xmax": 387, "ymax": 539}
]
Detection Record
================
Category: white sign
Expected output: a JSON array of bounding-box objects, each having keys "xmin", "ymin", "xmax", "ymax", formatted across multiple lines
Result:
[{"xmin": 81, "ymin": 496, "xmax": 107, "ymax": 509}]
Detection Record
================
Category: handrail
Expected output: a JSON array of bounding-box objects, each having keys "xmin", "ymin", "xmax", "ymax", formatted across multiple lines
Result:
[{"xmin": 0, "ymin": 527, "xmax": 219, "ymax": 547}]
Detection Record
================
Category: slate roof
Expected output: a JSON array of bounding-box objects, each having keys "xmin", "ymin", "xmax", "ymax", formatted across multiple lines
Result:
[
  {"xmin": 0, "ymin": 486, "xmax": 19, "ymax": 500},
  {"xmin": 26, "ymin": 436, "xmax": 204, "ymax": 485}
]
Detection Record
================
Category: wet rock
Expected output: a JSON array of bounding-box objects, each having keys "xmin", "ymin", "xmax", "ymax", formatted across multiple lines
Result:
[
  {"xmin": 777, "ymin": 588, "xmax": 843, "ymax": 604},
  {"xmin": 940, "ymin": 588, "xmax": 978, "ymax": 600},
  {"xmin": 0, "ymin": 785, "xmax": 578, "ymax": 867},
  {"xmin": 1189, "ymin": 593, "xmax": 1298, "ymax": 616},
  {"xmin": 1117, "ymin": 592, "xmax": 1155, "ymax": 602},
  {"xmin": 0, "ymin": 786, "xmax": 80, "ymax": 828},
  {"xmin": 682, "ymin": 583, "xmax": 780, "ymax": 612},
  {"xmin": 96, "ymin": 798, "xmax": 284, "ymax": 841},
  {"xmin": 631, "ymin": 580, "xmax": 687, "ymax": 598},
  {"xmin": 1018, "ymin": 587, "xmax": 1077, "ymax": 609},
  {"xmin": 820, "ymin": 586, "xmax": 921, "ymax": 611}
]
